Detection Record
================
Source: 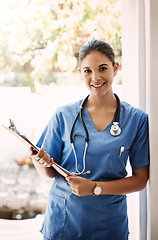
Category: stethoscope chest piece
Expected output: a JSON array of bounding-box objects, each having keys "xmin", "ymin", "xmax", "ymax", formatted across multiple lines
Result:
[{"xmin": 110, "ymin": 122, "xmax": 121, "ymax": 136}]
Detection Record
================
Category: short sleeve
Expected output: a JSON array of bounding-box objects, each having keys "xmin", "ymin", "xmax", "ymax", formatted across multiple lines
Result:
[
  {"xmin": 36, "ymin": 111, "xmax": 63, "ymax": 162},
  {"xmin": 129, "ymin": 113, "xmax": 149, "ymax": 170}
]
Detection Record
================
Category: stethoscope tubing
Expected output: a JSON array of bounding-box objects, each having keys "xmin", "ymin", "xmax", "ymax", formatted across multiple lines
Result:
[
  {"xmin": 70, "ymin": 93, "xmax": 121, "ymax": 175},
  {"xmin": 70, "ymin": 95, "xmax": 89, "ymax": 144},
  {"xmin": 70, "ymin": 93, "xmax": 120, "ymax": 144},
  {"xmin": 113, "ymin": 93, "xmax": 121, "ymax": 123}
]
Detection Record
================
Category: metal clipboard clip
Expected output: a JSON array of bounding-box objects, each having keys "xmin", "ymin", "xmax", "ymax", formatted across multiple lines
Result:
[{"xmin": 2, "ymin": 119, "xmax": 69, "ymax": 178}]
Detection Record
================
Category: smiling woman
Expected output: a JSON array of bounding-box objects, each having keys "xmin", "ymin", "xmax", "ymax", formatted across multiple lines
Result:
[
  {"xmin": 79, "ymin": 51, "xmax": 119, "ymax": 96},
  {"xmin": 78, "ymin": 41, "xmax": 120, "ymax": 131},
  {"xmin": 29, "ymin": 40, "xmax": 149, "ymax": 240}
]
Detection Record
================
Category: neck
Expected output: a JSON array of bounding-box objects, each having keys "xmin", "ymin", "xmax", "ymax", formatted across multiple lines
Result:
[{"xmin": 87, "ymin": 92, "xmax": 117, "ymax": 111}]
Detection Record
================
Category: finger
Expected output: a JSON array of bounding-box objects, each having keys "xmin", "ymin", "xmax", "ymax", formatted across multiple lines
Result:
[
  {"xmin": 66, "ymin": 174, "xmax": 76, "ymax": 181},
  {"xmin": 68, "ymin": 172, "xmax": 74, "ymax": 176},
  {"xmin": 72, "ymin": 188, "xmax": 79, "ymax": 196},
  {"xmin": 67, "ymin": 176, "xmax": 79, "ymax": 185},
  {"xmin": 45, "ymin": 162, "xmax": 52, "ymax": 167},
  {"xmin": 42, "ymin": 151, "xmax": 49, "ymax": 161},
  {"xmin": 29, "ymin": 147, "xmax": 37, "ymax": 155},
  {"xmin": 37, "ymin": 146, "xmax": 45, "ymax": 159},
  {"xmin": 40, "ymin": 156, "xmax": 54, "ymax": 167},
  {"xmin": 49, "ymin": 158, "xmax": 54, "ymax": 165},
  {"xmin": 43, "ymin": 152, "xmax": 52, "ymax": 165},
  {"xmin": 42, "ymin": 161, "xmax": 50, "ymax": 167},
  {"xmin": 44, "ymin": 160, "xmax": 53, "ymax": 167},
  {"xmin": 67, "ymin": 180, "xmax": 79, "ymax": 189},
  {"xmin": 38, "ymin": 158, "xmax": 45, "ymax": 165},
  {"xmin": 47, "ymin": 157, "xmax": 54, "ymax": 167},
  {"xmin": 43, "ymin": 156, "xmax": 53, "ymax": 167}
]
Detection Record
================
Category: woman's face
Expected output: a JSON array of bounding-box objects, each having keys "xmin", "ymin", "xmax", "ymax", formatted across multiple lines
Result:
[{"xmin": 79, "ymin": 51, "xmax": 119, "ymax": 97}]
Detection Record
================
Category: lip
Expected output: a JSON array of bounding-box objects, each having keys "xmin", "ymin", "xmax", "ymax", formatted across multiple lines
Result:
[{"xmin": 90, "ymin": 82, "xmax": 105, "ymax": 88}]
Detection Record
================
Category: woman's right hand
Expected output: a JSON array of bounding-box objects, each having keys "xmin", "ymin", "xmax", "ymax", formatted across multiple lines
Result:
[{"xmin": 29, "ymin": 146, "xmax": 54, "ymax": 168}]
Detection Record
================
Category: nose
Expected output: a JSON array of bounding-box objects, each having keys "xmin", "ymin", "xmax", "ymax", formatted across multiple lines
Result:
[
  {"xmin": 91, "ymin": 77, "xmax": 102, "ymax": 82},
  {"xmin": 91, "ymin": 72, "xmax": 101, "ymax": 82}
]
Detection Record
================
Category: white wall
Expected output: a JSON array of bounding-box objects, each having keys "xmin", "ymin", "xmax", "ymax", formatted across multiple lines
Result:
[
  {"xmin": 122, "ymin": 0, "xmax": 158, "ymax": 239},
  {"xmin": 147, "ymin": 1, "xmax": 158, "ymax": 239},
  {"xmin": 122, "ymin": 1, "xmax": 145, "ymax": 239}
]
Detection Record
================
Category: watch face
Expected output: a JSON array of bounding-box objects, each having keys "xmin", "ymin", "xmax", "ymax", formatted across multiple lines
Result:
[{"xmin": 94, "ymin": 186, "xmax": 102, "ymax": 195}]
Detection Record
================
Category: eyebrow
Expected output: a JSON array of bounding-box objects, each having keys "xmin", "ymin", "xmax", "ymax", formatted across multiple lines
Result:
[
  {"xmin": 82, "ymin": 63, "xmax": 109, "ymax": 69},
  {"xmin": 99, "ymin": 64, "xmax": 109, "ymax": 67}
]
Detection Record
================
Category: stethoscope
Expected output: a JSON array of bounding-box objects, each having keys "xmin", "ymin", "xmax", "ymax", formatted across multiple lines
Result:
[{"xmin": 70, "ymin": 93, "xmax": 121, "ymax": 175}]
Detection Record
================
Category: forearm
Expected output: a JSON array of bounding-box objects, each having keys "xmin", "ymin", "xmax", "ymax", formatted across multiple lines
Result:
[
  {"xmin": 100, "ymin": 175, "xmax": 147, "ymax": 195},
  {"xmin": 99, "ymin": 165, "xmax": 149, "ymax": 195},
  {"xmin": 66, "ymin": 165, "xmax": 149, "ymax": 197},
  {"xmin": 33, "ymin": 159, "xmax": 57, "ymax": 179}
]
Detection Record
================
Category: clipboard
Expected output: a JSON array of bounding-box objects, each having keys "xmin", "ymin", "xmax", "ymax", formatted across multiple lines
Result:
[{"xmin": 2, "ymin": 120, "xmax": 69, "ymax": 178}]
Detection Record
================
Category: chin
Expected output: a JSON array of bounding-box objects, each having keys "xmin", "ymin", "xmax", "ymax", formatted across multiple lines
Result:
[{"xmin": 90, "ymin": 86, "xmax": 113, "ymax": 97}]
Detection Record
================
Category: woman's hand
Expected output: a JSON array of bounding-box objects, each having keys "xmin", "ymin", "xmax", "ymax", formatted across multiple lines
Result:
[
  {"xmin": 66, "ymin": 175, "xmax": 96, "ymax": 196},
  {"xmin": 29, "ymin": 146, "xmax": 54, "ymax": 168}
]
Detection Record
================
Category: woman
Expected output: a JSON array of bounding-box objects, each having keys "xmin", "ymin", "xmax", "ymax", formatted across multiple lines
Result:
[{"xmin": 30, "ymin": 40, "xmax": 149, "ymax": 240}]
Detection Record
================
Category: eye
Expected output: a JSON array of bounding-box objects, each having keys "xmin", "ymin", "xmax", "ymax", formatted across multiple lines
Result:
[
  {"xmin": 84, "ymin": 69, "xmax": 91, "ymax": 73},
  {"xmin": 99, "ymin": 67, "xmax": 107, "ymax": 72}
]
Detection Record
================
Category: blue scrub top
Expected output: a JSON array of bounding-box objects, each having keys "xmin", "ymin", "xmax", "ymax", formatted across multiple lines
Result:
[{"xmin": 37, "ymin": 98, "xmax": 149, "ymax": 240}]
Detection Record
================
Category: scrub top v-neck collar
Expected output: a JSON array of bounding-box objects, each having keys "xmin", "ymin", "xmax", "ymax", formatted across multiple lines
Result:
[{"xmin": 84, "ymin": 103, "xmax": 121, "ymax": 134}]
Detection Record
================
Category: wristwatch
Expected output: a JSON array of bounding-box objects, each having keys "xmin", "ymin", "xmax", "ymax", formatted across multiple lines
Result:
[{"xmin": 93, "ymin": 182, "xmax": 102, "ymax": 196}]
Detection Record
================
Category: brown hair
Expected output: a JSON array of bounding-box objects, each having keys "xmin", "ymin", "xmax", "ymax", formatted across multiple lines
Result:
[{"xmin": 79, "ymin": 40, "xmax": 115, "ymax": 66}]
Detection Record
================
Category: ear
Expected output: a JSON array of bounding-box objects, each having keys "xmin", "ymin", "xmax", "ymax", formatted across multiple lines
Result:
[
  {"xmin": 78, "ymin": 67, "xmax": 81, "ymax": 74},
  {"xmin": 113, "ymin": 62, "xmax": 119, "ymax": 76}
]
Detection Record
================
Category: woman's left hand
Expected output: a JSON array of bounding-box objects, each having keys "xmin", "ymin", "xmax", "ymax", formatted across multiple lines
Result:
[{"xmin": 66, "ymin": 175, "xmax": 96, "ymax": 196}]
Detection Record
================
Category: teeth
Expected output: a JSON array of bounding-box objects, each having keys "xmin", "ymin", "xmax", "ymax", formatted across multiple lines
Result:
[{"xmin": 92, "ymin": 83, "xmax": 104, "ymax": 88}]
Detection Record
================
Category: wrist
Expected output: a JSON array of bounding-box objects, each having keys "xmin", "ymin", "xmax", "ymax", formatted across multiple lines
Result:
[
  {"xmin": 92, "ymin": 181, "xmax": 102, "ymax": 196},
  {"xmin": 91, "ymin": 181, "xmax": 97, "ymax": 195}
]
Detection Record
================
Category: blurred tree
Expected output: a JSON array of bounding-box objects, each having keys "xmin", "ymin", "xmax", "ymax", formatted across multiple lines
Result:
[{"xmin": 0, "ymin": 0, "xmax": 121, "ymax": 91}]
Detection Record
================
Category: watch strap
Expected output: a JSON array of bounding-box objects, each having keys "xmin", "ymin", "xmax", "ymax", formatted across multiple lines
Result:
[{"xmin": 92, "ymin": 182, "xmax": 102, "ymax": 196}]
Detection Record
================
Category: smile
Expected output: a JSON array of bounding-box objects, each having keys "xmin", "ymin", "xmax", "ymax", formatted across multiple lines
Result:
[{"xmin": 91, "ymin": 82, "xmax": 105, "ymax": 88}]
